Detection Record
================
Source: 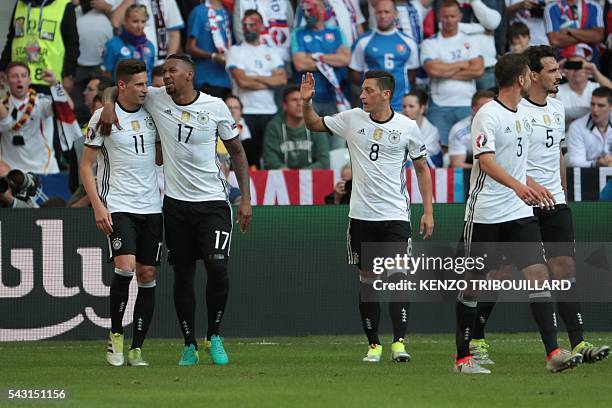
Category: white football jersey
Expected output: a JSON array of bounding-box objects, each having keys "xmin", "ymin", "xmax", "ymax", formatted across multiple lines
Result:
[
  {"xmin": 0, "ymin": 93, "xmax": 59, "ymax": 174},
  {"xmin": 85, "ymin": 103, "xmax": 161, "ymax": 214},
  {"xmin": 465, "ymin": 99, "xmax": 535, "ymax": 224},
  {"xmin": 323, "ymin": 109, "xmax": 427, "ymax": 221},
  {"xmin": 520, "ymin": 97, "xmax": 566, "ymax": 205},
  {"xmin": 144, "ymin": 87, "xmax": 238, "ymax": 202}
]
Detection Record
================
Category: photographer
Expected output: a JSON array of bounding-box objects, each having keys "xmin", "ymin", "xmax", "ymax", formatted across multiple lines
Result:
[
  {"xmin": 0, "ymin": 161, "xmax": 39, "ymax": 209},
  {"xmin": 325, "ymin": 164, "xmax": 352, "ymax": 205},
  {"xmin": 0, "ymin": 62, "xmax": 73, "ymax": 175}
]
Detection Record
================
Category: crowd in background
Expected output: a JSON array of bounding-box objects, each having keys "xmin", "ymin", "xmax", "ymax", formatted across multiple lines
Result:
[{"xmin": 0, "ymin": 0, "xmax": 611, "ymax": 208}]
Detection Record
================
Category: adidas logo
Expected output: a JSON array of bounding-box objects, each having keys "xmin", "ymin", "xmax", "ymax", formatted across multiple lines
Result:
[
  {"xmin": 505, "ymin": 126, "xmax": 512, "ymax": 133},
  {"xmin": 164, "ymin": 109, "xmax": 172, "ymax": 115},
  {"xmin": 358, "ymin": 128, "xmax": 365, "ymax": 135}
]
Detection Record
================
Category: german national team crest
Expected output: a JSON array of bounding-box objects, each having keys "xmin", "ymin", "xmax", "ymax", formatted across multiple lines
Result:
[
  {"xmin": 112, "ymin": 238, "xmax": 122, "ymax": 250},
  {"xmin": 553, "ymin": 112, "xmax": 562, "ymax": 125},
  {"xmin": 373, "ymin": 128, "xmax": 383, "ymax": 141},
  {"xmin": 181, "ymin": 111, "xmax": 191, "ymax": 123},
  {"xmin": 197, "ymin": 111, "xmax": 209, "ymax": 124},
  {"xmin": 388, "ymin": 131, "xmax": 400, "ymax": 144},
  {"xmin": 131, "ymin": 120, "xmax": 140, "ymax": 132},
  {"xmin": 543, "ymin": 114, "xmax": 551, "ymax": 125},
  {"xmin": 145, "ymin": 117, "xmax": 155, "ymax": 130},
  {"xmin": 476, "ymin": 134, "xmax": 487, "ymax": 148},
  {"xmin": 515, "ymin": 120, "xmax": 521, "ymax": 133}
]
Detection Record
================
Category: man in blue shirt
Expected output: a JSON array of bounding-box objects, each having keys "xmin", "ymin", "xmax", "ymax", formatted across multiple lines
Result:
[
  {"xmin": 291, "ymin": 0, "xmax": 351, "ymax": 117},
  {"xmin": 350, "ymin": 0, "xmax": 420, "ymax": 112},
  {"xmin": 185, "ymin": 0, "xmax": 233, "ymax": 98}
]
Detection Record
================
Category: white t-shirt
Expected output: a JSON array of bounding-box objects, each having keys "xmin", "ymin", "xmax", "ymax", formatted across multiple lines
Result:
[
  {"xmin": 226, "ymin": 42, "xmax": 284, "ymax": 115},
  {"xmin": 0, "ymin": 93, "xmax": 58, "ymax": 174},
  {"xmin": 420, "ymin": 32, "xmax": 482, "ymax": 107},
  {"xmin": 85, "ymin": 104, "xmax": 161, "ymax": 214},
  {"xmin": 505, "ymin": 0, "xmax": 549, "ymax": 47},
  {"xmin": 465, "ymin": 99, "xmax": 535, "ymax": 224},
  {"xmin": 136, "ymin": 0, "xmax": 185, "ymax": 65},
  {"xmin": 323, "ymin": 109, "xmax": 427, "ymax": 221},
  {"xmin": 75, "ymin": 0, "xmax": 121, "ymax": 66},
  {"xmin": 420, "ymin": 117, "xmax": 442, "ymax": 158},
  {"xmin": 448, "ymin": 115, "xmax": 472, "ymax": 158},
  {"xmin": 521, "ymin": 97, "xmax": 566, "ymax": 205},
  {"xmin": 566, "ymin": 113, "xmax": 612, "ymax": 167},
  {"xmin": 144, "ymin": 87, "xmax": 238, "ymax": 202},
  {"xmin": 555, "ymin": 81, "xmax": 600, "ymax": 126}
]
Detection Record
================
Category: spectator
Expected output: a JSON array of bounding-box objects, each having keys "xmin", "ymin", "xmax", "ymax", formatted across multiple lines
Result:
[
  {"xmin": 507, "ymin": 21, "xmax": 531, "ymax": 53},
  {"xmin": 460, "ymin": 22, "xmax": 498, "ymax": 91},
  {"xmin": 368, "ymin": 0, "xmax": 427, "ymax": 45},
  {"xmin": 151, "ymin": 65, "xmax": 165, "ymax": 87},
  {"xmin": 71, "ymin": 0, "xmax": 129, "ymax": 125},
  {"xmin": 350, "ymin": 0, "xmax": 420, "ymax": 112},
  {"xmin": 0, "ymin": 62, "xmax": 69, "ymax": 175},
  {"xmin": 263, "ymin": 85, "xmax": 330, "ymax": 169},
  {"xmin": 185, "ymin": 0, "xmax": 233, "ymax": 98},
  {"xmin": 82, "ymin": 76, "xmax": 114, "ymax": 123},
  {"xmin": 555, "ymin": 46, "xmax": 606, "ymax": 125},
  {"xmin": 292, "ymin": 0, "xmax": 351, "ymax": 149},
  {"xmin": 421, "ymin": 0, "xmax": 484, "ymax": 150},
  {"xmin": 102, "ymin": 4, "xmax": 156, "ymax": 83},
  {"xmin": 402, "ymin": 89, "xmax": 443, "ymax": 167},
  {"xmin": 226, "ymin": 9, "xmax": 287, "ymax": 167},
  {"xmin": 233, "ymin": 0, "xmax": 295, "ymax": 62},
  {"xmin": 295, "ymin": 0, "xmax": 366, "ymax": 47},
  {"xmin": 325, "ymin": 162, "xmax": 352, "ymax": 204},
  {"xmin": 0, "ymin": 0, "xmax": 80, "ymax": 95},
  {"xmin": 506, "ymin": 0, "xmax": 549, "ymax": 47},
  {"xmin": 223, "ymin": 94, "xmax": 252, "ymax": 143},
  {"xmin": 566, "ymin": 86, "xmax": 612, "ymax": 167},
  {"xmin": 133, "ymin": 0, "xmax": 185, "ymax": 66},
  {"xmin": 0, "ymin": 161, "xmax": 38, "ymax": 209},
  {"xmin": 544, "ymin": 0, "xmax": 605, "ymax": 63},
  {"xmin": 448, "ymin": 89, "xmax": 495, "ymax": 168}
]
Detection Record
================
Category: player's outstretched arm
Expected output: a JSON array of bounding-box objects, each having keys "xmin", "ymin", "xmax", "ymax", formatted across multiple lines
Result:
[
  {"xmin": 478, "ymin": 152, "xmax": 542, "ymax": 207},
  {"xmin": 413, "ymin": 157, "xmax": 434, "ymax": 240},
  {"xmin": 96, "ymin": 86, "xmax": 121, "ymax": 135},
  {"xmin": 223, "ymin": 137, "xmax": 252, "ymax": 233},
  {"xmin": 301, "ymin": 73, "xmax": 327, "ymax": 133},
  {"xmin": 80, "ymin": 146, "xmax": 113, "ymax": 235}
]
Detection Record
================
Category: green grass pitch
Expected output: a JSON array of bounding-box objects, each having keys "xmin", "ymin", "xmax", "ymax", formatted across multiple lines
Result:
[{"xmin": 1, "ymin": 333, "xmax": 611, "ymax": 408}]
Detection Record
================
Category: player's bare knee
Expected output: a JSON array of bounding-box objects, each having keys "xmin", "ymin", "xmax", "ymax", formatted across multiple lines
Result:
[
  {"xmin": 547, "ymin": 256, "xmax": 575, "ymax": 280},
  {"xmin": 521, "ymin": 263, "xmax": 550, "ymax": 284},
  {"xmin": 114, "ymin": 255, "xmax": 136, "ymax": 273},
  {"xmin": 136, "ymin": 265, "xmax": 157, "ymax": 283}
]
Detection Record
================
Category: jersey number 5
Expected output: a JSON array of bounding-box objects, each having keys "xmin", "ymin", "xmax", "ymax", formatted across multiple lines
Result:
[
  {"xmin": 177, "ymin": 123, "xmax": 193, "ymax": 143},
  {"xmin": 545, "ymin": 129, "xmax": 554, "ymax": 148}
]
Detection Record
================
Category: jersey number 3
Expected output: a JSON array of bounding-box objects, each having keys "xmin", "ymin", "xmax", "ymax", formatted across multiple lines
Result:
[{"xmin": 177, "ymin": 123, "xmax": 193, "ymax": 143}]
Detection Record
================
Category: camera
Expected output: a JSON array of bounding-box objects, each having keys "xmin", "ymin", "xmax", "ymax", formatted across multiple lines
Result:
[{"xmin": 0, "ymin": 169, "xmax": 41, "ymax": 199}]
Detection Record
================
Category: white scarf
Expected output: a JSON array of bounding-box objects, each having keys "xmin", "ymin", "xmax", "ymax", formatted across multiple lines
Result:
[
  {"xmin": 206, "ymin": 0, "xmax": 231, "ymax": 53},
  {"xmin": 315, "ymin": 59, "xmax": 351, "ymax": 112}
]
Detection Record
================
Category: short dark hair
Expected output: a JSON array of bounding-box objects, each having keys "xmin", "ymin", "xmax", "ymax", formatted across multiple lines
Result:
[
  {"xmin": 6, "ymin": 61, "xmax": 30, "ymax": 76},
  {"xmin": 406, "ymin": 89, "xmax": 428, "ymax": 106},
  {"xmin": 152, "ymin": 65, "xmax": 164, "ymax": 77},
  {"xmin": 592, "ymin": 86, "xmax": 612, "ymax": 104},
  {"xmin": 364, "ymin": 70, "xmax": 395, "ymax": 98},
  {"xmin": 439, "ymin": 0, "xmax": 461, "ymax": 11},
  {"xmin": 507, "ymin": 22, "xmax": 530, "ymax": 42},
  {"xmin": 166, "ymin": 53, "xmax": 195, "ymax": 71},
  {"xmin": 223, "ymin": 94, "xmax": 243, "ymax": 110},
  {"xmin": 471, "ymin": 90, "xmax": 495, "ymax": 107},
  {"xmin": 494, "ymin": 53, "xmax": 530, "ymax": 89},
  {"xmin": 88, "ymin": 75, "xmax": 114, "ymax": 92},
  {"xmin": 115, "ymin": 59, "xmax": 147, "ymax": 83},
  {"xmin": 282, "ymin": 85, "xmax": 301, "ymax": 102},
  {"xmin": 243, "ymin": 9, "xmax": 263, "ymax": 22},
  {"xmin": 523, "ymin": 45, "xmax": 555, "ymax": 74}
]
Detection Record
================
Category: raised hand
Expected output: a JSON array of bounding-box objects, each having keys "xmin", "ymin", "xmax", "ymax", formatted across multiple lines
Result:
[{"xmin": 300, "ymin": 72, "xmax": 315, "ymax": 102}]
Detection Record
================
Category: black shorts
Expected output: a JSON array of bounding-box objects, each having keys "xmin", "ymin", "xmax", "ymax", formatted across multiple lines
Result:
[
  {"xmin": 107, "ymin": 212, "xmax": 163, "ymax": 266},
  {"xmin": 461, "ymin": 216, "xmax": 545, "ymax": 271},
  {"xmin": 534, "ymin": 204, "xmax": 575, "ymax": 259},
  {"xmin": 347, "ymin": 218, "xmax": 412, "ymax": 270},
  {"xmin": 163, "ymin": 197, "xmax": 232, "ymax": 265}
]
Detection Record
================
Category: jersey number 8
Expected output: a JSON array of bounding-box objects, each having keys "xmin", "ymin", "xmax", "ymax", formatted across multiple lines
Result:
[{"xmin": 370, "ymin": 143, "xmax": 379, "ymax": 161}]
